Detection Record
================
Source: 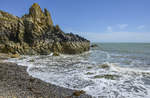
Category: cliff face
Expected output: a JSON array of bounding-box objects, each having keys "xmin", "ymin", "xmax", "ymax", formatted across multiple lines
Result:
[{"xmin": 0, "ymin": 3, "xmax": 90, "ymax": 55}]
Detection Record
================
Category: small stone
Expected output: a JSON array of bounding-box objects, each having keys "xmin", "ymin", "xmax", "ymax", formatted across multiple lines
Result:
[
  {"xmin": 100, "ymin": 63, "xmax": 109, "ymax": 69},
  {"xmin": 28, "ymin": 59, "xmax": 35, "ymax": 62},
  {"xmin": 86, "ymin": 72, "xmax": 94, "ymax": 75},
  {"xmin": 94, "ymin": 74, "xmax": 119, "ymax": 80},
  {"xmin": 73, "ymin": 90, "xmax": 86, "ymax": 96},
  {"xmin": 53, "ymin": 52, "xmax": 59, "ymax": 56},
  {"xmin": 9, "ymin": 54, "xmax": 20, "ymax": 58},
  {"xmin": 87, "ymin": 66, "xmax": 92, "ymax": 69}
]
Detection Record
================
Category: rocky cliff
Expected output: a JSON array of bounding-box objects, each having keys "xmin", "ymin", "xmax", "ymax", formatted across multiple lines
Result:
[{"xmin": 0, "ymin": 3, "xmax": 90, "ymax": 55}]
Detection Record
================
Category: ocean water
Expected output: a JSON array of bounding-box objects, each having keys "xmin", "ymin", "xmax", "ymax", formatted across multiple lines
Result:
[{"xmin": 6, "ymin": 43, "xmax": 150, "ymax": 98}]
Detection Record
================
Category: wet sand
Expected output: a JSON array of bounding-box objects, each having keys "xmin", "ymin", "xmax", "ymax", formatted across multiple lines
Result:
[{"xmin": 0, "ymin": 55, "xmax": 92, "ymax": 98}]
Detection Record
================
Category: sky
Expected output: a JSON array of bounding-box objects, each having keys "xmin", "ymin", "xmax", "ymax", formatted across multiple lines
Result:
[{"xmin": 0, "ymin": 0, "xmax": 150, "ymax": 42}]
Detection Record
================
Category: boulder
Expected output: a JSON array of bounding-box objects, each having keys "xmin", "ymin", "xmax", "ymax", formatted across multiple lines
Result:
[{"xmin": 91, "ymin": 44, "xmax": 98, "ymax": 48}]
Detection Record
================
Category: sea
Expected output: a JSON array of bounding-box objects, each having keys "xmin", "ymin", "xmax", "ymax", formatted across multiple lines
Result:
[{"xmin": 6, "ymin": 43, "xmax": 150, "ymax": 98}]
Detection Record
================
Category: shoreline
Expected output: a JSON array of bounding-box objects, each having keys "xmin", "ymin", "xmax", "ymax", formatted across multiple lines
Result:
[{"xmin": 0, "ymin": 55, "xmax": 92, "ymax": 98}]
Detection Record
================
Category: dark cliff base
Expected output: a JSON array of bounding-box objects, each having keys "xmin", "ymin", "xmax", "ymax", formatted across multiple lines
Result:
[{"xmin": 0, "ymin": 61, "xmax": 92, "ymax": 98}]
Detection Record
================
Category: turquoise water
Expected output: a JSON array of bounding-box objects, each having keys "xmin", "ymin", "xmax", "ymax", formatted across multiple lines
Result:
[{"xmin": 7, "ymin": 43, "xmax": 150, "ymax": 98}]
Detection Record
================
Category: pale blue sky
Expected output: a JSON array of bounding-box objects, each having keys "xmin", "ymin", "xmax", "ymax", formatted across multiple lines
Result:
[{"xmin": 0, "ymin": 0, "xmax": 150, "ymax": 42}]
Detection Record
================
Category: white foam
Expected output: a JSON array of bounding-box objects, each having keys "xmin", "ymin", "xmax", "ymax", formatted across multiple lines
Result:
[
  {"xmin": 5, "ymin": 51, "xmax": 150, "ymax": 98},
  {"xmin": 109, "ymin": 63, "xmax": 150, "ymax": 75}
]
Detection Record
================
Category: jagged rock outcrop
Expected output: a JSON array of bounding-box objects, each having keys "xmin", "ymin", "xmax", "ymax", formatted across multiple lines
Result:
[{"xmin": 0, "ymin": 3, "xmax": 90, "ymax": 55}]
